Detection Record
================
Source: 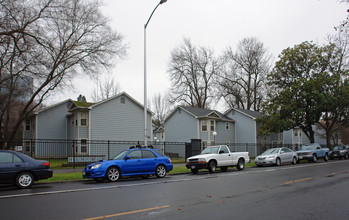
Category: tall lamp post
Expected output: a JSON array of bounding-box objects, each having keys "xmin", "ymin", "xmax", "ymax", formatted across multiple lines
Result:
[{"xmin": 144, "ymin": 0, "xmax": 167, "ymax": 147}]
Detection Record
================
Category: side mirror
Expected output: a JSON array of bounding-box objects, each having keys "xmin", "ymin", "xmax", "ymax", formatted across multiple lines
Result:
[
  {"xmin": 219, "ymin": 150, "xmax": 224, "ymax": 154},
  {"xmin": 124, "ymin": 156, "xmax": 130, "ymax": 160}
]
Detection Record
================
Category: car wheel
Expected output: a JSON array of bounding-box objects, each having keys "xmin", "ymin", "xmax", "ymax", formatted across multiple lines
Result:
[
  {"xmin": 16, "ymin": 172, "xmax": 34, "ymax": 189},
  {"xmin": 191, "ymin": 168, "xmax": 198, "ymax": 174},
  {"xmin": 220, "ymin": 166, "xmax": 228, "ymax": 172},
  {"xmin": 155, "ymin": 165, "xmax": 167, "ymax": 178},
  {"xmin": 292, "ymin": 157, "xmax": 297, "ymax": 165},
  {"xmin": 237, "ymin": 158, "xmax": 245, "ymax": 170},
  {"xmin": 276, "ymin": 158, "xmax": 281, "ymax": 166},
  {"xmin": 208, "ymin": 160, "xmax": 216, "ymax": 173},
  {"xmin": 324, "ymin": 154, "xmax": 328, "ymax": 162},
  {"xmin": 106, "ymin": 167, "xmax": 120, "ymax": 182},
  {"xmin": 313, "ymin": 154, "xmax": 317, "ymax": 162}
]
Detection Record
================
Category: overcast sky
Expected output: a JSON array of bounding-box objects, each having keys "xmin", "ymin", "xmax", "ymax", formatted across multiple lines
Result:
[{"xmin": 51, "ymin": 0, "xmax": 348, "ymax": 111}]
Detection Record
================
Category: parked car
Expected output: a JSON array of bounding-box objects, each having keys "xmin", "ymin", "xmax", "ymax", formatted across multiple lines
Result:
[
  {"xmin": 329, "ymin": 145, "xmax": 349, "ymax": 160},
  {"xmin": 82, "ymin": 147, "xmax": 173, "ymax": 182},
  {"xmin": 186, "ymin": 145, "xmax": 250, "ymax": 174},
  {"xmin": 296, "ymin": 143, "xmax": 329, "ymax": 162},
  {"xmin": 0, "ymin": 150, "xmax": 53, "ymax": 189},
  {"xmin": 255, "ymin": 147, "xmax": 298, "ymax": 166}
]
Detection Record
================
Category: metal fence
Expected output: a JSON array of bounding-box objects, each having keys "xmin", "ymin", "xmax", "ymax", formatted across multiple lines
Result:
[{"xmin": 2, "ymin": 139, "xmax": 310, "ymax": 168}]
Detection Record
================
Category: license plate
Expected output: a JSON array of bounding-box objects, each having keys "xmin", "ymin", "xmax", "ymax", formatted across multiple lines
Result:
[
  {"xmin": 82, "ymin": 171, "xmax": 86, "ymax": 175},
  {"xmin": 298, "ymin": 156, "xmax": 303, "ymax": 160},
  {"xmin": 191, "ymin": 166, "xmax": 196, "ymax": 169}
]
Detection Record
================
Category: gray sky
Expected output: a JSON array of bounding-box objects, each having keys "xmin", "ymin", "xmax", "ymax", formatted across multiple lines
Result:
[{"xmin": 53, "ymin": 0, "xmax": 347, "ymax": 111}]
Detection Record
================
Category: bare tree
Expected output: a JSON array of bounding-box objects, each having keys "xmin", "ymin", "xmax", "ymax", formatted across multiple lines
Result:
[
  {"xmin": 91, "ymin": 76, "xmax": 120, "ymax": 102},
  {"xmin": 151, "ymin": 93, "xmax": 169, "ymax": 126},
  {"xmin": 217, "ymin": 37, "xmax": 272, "ymax": 111},
  {"xmin": 0, "ymin": 0, "xmax": 126, "ymax": 147},
  {"xmin": 167, "ymin": 38, "xmax": 220, "ymax": 109}
]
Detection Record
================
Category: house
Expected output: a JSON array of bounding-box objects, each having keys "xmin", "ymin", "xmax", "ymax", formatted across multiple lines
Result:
[
  {"xmin": 23, "ymin": 92, "xmax": 153, "ymax": 158},
  {"xmin": 224, "ymin": 108, "xmax": 282, "ymax": 156},
  {"xmin": 163, "ymin": 106, "xmax": 235, "ymax": 156}
]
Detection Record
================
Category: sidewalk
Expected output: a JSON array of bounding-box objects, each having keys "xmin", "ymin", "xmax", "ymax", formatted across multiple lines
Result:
[{"xmin": 53, "ymin": 163, "xmax": 186, "ymax": 174}]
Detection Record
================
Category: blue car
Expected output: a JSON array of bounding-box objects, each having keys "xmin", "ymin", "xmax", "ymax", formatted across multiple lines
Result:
[{"xmin": 82, "ymin": 147, "xmax": 173, "ymax": 182}]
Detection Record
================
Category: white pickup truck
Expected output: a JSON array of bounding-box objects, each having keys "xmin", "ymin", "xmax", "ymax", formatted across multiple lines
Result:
[{"xmin": 186, "ymin": 145, "xmax": 250, "ymax": 174}]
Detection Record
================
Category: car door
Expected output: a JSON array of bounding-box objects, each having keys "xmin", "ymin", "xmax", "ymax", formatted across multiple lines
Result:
[
  {"xmin": 141, "ymin": 150, "xmax": 158, "ymax": 172},
  {"xmin": 216, "ymin": 146, "xmax": 231, "ymax": 166},
  {"xmin": 279, "ymin": 148, "xmax": 292, "ymax": 163},
  {"xmin": 122, "ymin": 150, "xmax": 144, "ymax": 174},
  {"xmin": 0, "ymin": 152, "xmax": 25, "ymax": 183}
]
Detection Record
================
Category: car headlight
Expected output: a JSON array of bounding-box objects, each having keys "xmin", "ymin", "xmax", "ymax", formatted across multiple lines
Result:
[
  {"xmin": 267, "ymin": 156, "xmax": 276, "ymax": 159},
  {"xmin": 198, "ymin": 158, "xmax": 206, "ymax": 163},
  {"xmin": 91, "ymin": 164, "xmax": 101, "ymax": 169}
]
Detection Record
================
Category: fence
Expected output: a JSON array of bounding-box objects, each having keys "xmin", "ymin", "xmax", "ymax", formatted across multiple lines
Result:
[{"xmin": 2, "ymin": 139, "xmax": 310, "ymax": 168}]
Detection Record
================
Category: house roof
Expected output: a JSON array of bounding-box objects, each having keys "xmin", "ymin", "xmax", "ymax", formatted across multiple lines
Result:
[
  {"xmin": 165, "ymin": 106, "xmax": 234, "ymax": 122},
  {"xmin": 225, "ymin": 108, "xmax": 262, "ymax": 120},
  {"xmin": 89, "ymin": 91, "xmax": 154, "ymax": 115}
]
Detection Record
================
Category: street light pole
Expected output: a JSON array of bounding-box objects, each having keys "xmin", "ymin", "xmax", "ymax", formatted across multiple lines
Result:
[{"xmin": 144, "ymin": 0, "xmax": 167, "ymax": 147}]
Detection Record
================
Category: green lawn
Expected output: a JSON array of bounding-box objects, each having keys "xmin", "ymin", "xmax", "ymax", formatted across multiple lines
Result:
[{"xmin": 40, "ymin": 161, "xmax": 256, "ymax": 183}]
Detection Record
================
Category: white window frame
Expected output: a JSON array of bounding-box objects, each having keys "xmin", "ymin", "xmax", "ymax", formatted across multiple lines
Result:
[{"xmin": 201, "ymin": 120, "xmax": 208, "ymax": 132}]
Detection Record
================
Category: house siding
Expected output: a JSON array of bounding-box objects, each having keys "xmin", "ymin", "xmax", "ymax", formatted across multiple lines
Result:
[
  {"xmin": 164, "ymin": 109, "xmax": 197, "ymax": 142},
  {"xmin": 226, "ymin": 110, "xmax": 256, "ymax": 144},
  {"xmin": 36, "ymin": 102, "xmax": 69, "ymax": 139},
  {"xmin": 90, "ymin": 95, "xmax": 151, "ymax": 141}
]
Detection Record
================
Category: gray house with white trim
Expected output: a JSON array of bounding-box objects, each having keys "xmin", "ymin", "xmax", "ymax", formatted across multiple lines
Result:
[
  {"xmin": 23, "ymin": 92, "xmax": 153, "ymax": 157},
  {"xmin": 164, "ymin": 106, "xmax": 235, "ymax": 150}
]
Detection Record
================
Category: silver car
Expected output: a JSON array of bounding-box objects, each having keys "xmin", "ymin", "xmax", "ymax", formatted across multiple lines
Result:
[{"xmin": 255, "ymin": 147, "xmax": 298, "ymax": 166}]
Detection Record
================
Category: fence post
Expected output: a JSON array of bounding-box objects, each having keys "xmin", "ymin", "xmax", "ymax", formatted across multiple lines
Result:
[
  {"xmin": 108, "ymin": 140, "xmax": 110, "ymax": 160},
  {"xmin": 73, "ymin": 140, "xmax": 76, "ymax": 169}
]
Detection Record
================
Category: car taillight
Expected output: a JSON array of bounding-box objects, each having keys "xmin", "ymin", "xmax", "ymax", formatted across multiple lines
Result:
[{"xmin": 42, "ymin": 162, "xmax": 50, "ymax": 167}]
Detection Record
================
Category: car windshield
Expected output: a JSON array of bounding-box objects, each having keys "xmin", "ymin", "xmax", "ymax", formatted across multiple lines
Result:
[
  {"xmin": 113, "ymin": 151, "xmax": 128, "ymax": 160},
  {"xmin": 261, "ymin": 148, "xmax": 280, "ymax": 155},
  {"xmin": 333, "ymin": 146, "xmax": 345, "ymax": 150},
  {"xmin": 201, "ymin": 147, "xmax": 219, "ymax": 154},
  {"xmin": 300, "ymin": 145, "xmax": 315, "ymax": 151}
]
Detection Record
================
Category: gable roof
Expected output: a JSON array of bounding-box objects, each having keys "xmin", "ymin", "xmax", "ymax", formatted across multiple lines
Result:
[
  {"xmin": 165, "ymin": 106, "xmax": 234, "ymax": 122},
  {"xmin": 35, "ymin": 99, "xmax": 73, "ymax": 114},
  {"xmin": 225, "ymin": 108, "xmax": 262, "ymax": 120},
  {"xmin": 88, "ymin": 91, "xmax": 154, "ymax": 115}
]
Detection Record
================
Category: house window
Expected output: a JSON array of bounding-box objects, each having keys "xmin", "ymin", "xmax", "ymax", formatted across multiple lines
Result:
[
  {"xmin": 121, "ymin": 97, "xmax": 125, "ymax": 104},
  {"xmin": 210, "ymin": 120, "xmax": 215, "ymax": 131},
  {"xmin": 201, "ymin": 120, "xmax": 207, "ymax": 132},
  {"xmin": 24, "ymin": 141, "xmax": 31, "ymax": 152},
  {"xmin": 225, "ymin": 122, "xmax": 229, "ymax": 130},
  {"xmin": 25, "ymin": 120, "xmax": 31, "ymax": 131},
  {"xmin": 294, "ymin": 132, "xmax": 298, "ymax": 137},
  {"xmin": 80, "ymin": 112, "xmax": 87, "ymax": 126},
  {"xmin": 81, "ymin": 139, "xmax": 87, "ymax": 153}
]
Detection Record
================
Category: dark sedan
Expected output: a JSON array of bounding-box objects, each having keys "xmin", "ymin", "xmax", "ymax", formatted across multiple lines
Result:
[
  {"xmin": 330, "ymin": 145, "xmax": 349, "ymax": 160},
  {"xmin": 0, "ymin": 150, "xmax": 53, "ymax": 188}
]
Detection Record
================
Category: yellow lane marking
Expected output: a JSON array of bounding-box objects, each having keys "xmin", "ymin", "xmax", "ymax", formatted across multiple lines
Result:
[
  {"xmin": 82, "ymin": 205, "xmax": 170, "ymax": 220},
  {"xmin": 285, "ymin": 178, "xmax": 312, "ymax": 185}
]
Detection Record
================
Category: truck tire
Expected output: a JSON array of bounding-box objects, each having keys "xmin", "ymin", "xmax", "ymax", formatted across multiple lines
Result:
[
  {"xmin": 191, "ymin": 168, "xmax": 198, "ymax": 174},
  {"xmin": 208, "ymin": 160, "xmax": 216, "ymax": 173},
  {"xmin": 236, "ymin": 158, "xmax": 245, "ymax": 170},
  {"xmin": 323, "ymin": 153, "xmax": 328, "ymax": 162}
]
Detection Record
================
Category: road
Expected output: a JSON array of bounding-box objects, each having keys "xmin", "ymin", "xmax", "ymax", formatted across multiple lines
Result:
[{"xmin": 0, "ymin": 160, "xmax": 349, "ymax": 220}]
